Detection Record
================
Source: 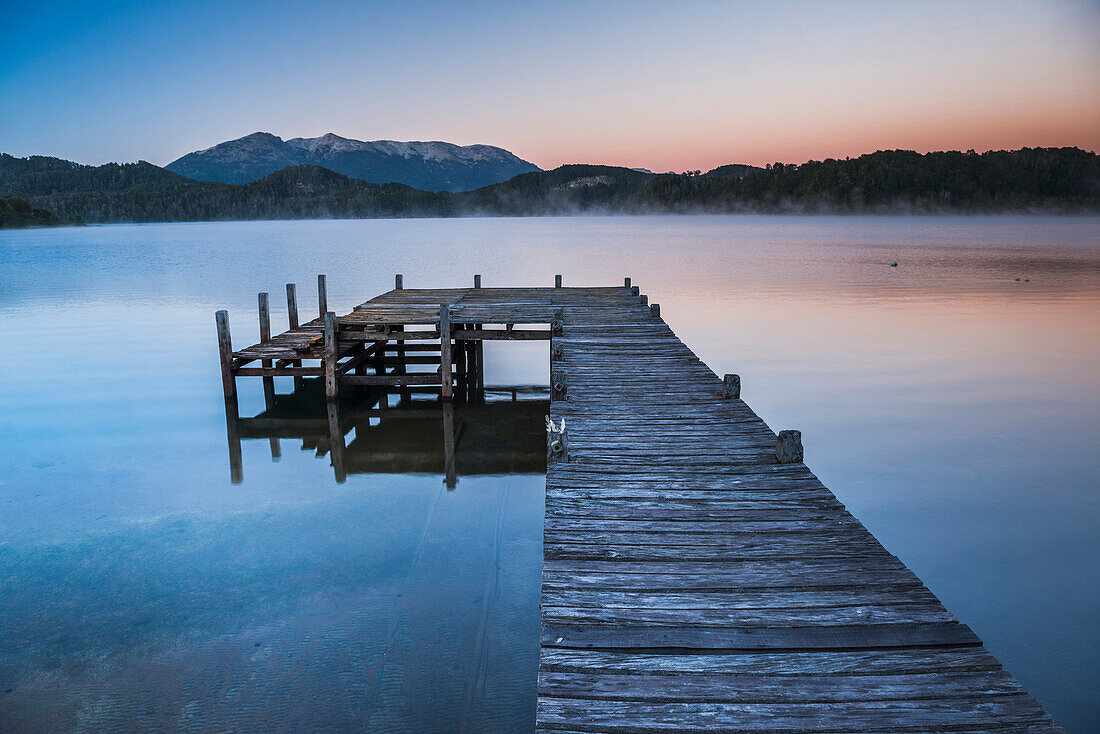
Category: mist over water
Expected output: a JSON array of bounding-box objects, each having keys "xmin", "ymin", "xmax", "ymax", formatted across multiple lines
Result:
[{"xmin": 0, "ymin": 215, "xmax": 1097, "ymax": 732}]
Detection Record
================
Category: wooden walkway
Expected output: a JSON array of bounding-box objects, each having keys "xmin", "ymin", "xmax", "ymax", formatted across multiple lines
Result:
[{"xmin": 216, "ymin": 278, "xmax": 1061, "ymax": 732}]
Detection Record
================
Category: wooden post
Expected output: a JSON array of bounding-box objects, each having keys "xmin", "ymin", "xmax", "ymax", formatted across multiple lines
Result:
[
  {"xmin": 640, "ymin": 294, "xmax": 648, "ymax": 307},
  {"xmin": 442, "ymin": 401, "xmax": 457, "ymax": 489},
  {"xmin": 650, "ymin": 303, "xmax": 660, "ymax": 317},
  {"xmin": 286, "ymin": 284, "xmax": 299, "ymax": 329},
  {"xmin": 475, "ymin": 324, "xmax": 485, "ymax": 403},
  {"xmin": 455, "ymin": 322, "xmax": 467, "ymax": 399},
  {"xmin": 395, "ymin": 273, "xmax": 404, "ymax": 290},
  {"xmin": 776, "ymin": 430, "xmax": 803, "ymax": 464},
  {"xmin": 555, "ymin": 274, "xmax": 563, "ymax": 288},
  {"xmin": 317, "ymin": 274, "xmax": 327, "ymax": 318},
  {"xmin": 258, "ymin": 293, "xmax": 272, "ymax": 342},
  {"xmin": 285, "ymin": 283, "xmax": 302, "ymax": 389},
  {"xmin": 439, "ymin": 303, "xmax": 453, "ymax": 400},
  {"xmin": 223, "ymin": 394, "xmax": 243, "ymax": 483},
  {"xmin": 396, "ymin": 323, "xmax": 409, "ymax": 405},
  {"xmin": 215, "ymin": 310, "xmax": 236, "ymax": 401},
  {"xmin": 624, "ymin": 277, "xmax": 631, "ymax": 288},
  {"xmin": 326, "ymin": 399, "xmax": 346, "ymax": 483},
  {"xmin": 465, "ymin": 324, "xmax": 476, "ymax": 402},
  {"xmin": 474, "ymin": 274, "xmax": 482, "ymax": 288},
  {"xmin": 722, "ymin": 374, "xmax": 741, "ymax": 399},
  {"xmin": 258, "ymin": 293, "xmax": 276, "ymax": 409},
  {"xmin": 630, "ymin": 285, "xmax": 639, "ymax": 297},
  {"xmin": 324, "ymin": 311, "xmax": 339, "ymax": 400}
]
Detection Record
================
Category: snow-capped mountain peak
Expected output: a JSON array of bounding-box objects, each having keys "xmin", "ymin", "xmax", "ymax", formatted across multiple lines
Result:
[{"xmin": 167, "ymin": 132, "xmax": 540, "ymax": 190}]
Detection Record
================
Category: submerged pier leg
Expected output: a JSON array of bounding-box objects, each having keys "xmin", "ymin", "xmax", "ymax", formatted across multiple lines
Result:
[
  {"xmin": 258, "ymin": 293, "xmax": 276, "ymax": 409},
  {"xmin": 324, "ymin": 311, "xmax": 339, "ymax": 401},
  {"xmin": 223, "ymin": 395, "xmax": 243, "ymax": 484},
  {"xmin": 326, "ymin": 399, "xmax": 346, "ymax": 483},
  {"xmin": 286, "ymin": 283, "xmax": 304, "ymax": 391},
  {"xmin": 442, "ymin": 401, "xmax": 457, "ymax": 489},
  {"xmin": 455, "ymin": 322, "xmax": 467, "ymax": 401},
  {"xmin": 257, "ymin": 292, "xmax": 280, "ymax": 458},
  {"xmin": 475, "ymin": 323, "xmax": 485, "ymax": 403},
  {"xmin": 396, "ymin": 323, "xmax": 409, "ymax": 405},
  {"xmin": 440, "ymin": 304, "xmax": 453, "ymax": 401},
  {"xmin": 215, "ymin": 310, "xmax": 237, "ymax": 403}
]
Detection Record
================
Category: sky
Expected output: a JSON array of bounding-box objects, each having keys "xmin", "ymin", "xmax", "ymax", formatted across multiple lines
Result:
[{"xmin": 2, "ymin": 0, "xmax": 1099, "ymax": 171}]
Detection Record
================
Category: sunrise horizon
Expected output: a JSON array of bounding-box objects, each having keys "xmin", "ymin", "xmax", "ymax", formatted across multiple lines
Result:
[{"xmin": 4, "ymin": 1, "xmax": 1098, "ymax": 173}]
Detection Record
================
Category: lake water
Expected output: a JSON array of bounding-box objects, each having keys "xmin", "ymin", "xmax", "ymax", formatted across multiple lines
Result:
[{"xmin": 0, "ymin": 215, "xmax": 1097, "ymax": 732}]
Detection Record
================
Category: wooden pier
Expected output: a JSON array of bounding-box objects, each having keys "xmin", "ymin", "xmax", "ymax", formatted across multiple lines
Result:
[{"xmin": 216, "ymin": 276, "xmax": 1061, "ymax": 732}]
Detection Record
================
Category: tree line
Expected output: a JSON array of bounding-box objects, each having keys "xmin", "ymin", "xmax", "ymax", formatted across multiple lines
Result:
[{"xmin": 1, "ymin": 147, "xmax": 1096, "ymax": 225}]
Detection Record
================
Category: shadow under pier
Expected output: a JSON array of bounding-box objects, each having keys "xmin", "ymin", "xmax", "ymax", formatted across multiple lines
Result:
[{"xmin": 224, "ymin": 378, "xmax": 549, "ymax": 486}]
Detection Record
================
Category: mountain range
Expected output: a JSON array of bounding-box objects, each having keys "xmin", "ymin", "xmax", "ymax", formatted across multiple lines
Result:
[
  {"xmin": 165, "ymin": 132, "xmax": 540, "ymax": 191},
  {"xmin": 0, "ymin": 146, "xmax": 1096, "ymax": 227}
]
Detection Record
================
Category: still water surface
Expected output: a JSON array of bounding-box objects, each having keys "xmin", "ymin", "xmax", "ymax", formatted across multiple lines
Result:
[{"xmin": 0, "ymin": 216, "xmax": 1097, "ymax": 732}]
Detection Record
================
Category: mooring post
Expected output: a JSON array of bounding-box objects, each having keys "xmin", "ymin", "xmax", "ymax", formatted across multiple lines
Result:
[
  {"xmin": 317, "ymin": 274, "xmax": 327, "ymax": 318},
  {"xmin": 650, "ymin": 303, "xmax": 660, "ymax": 317},
  {"xmin": 439, "ymin": 303, "xmax": 453, "ymax": 401},
  {"xmin": 722, "ymin": 373, "xmax": 741, "ymax": 399},
  {"xmin": 776, "ymin": 430, "xmax": 804, "ymax": 464},
  {"xmin": 324, "ymin": 311, "xmax": 339, "ymax": 400},
  {"xmin": 286, "ymin": 284, "xmax": 299, "ymax": 330},
  {"xmin": 258, "ymin": 292, "xmax": 276, "ymax": 410},
  {"xmin": 474, "ymin": 274, "xmax": 481, "ymax": 289},
  {"xmin": 258, "ymin": 293, "xmax": 272, "ymax": 342},
  {"xmin": 624, "ymin": 277, "xmax": 631, "ymax": 288},
  {"xmin": 547, "ymin": 417, "xmax": 569, "ymax": 462},
  {"xmin": 215, "ymin": 310, "xmax": 236, "ymax": 402},
  {"xmin": 555, "ymin": 274, "xmax": 563, "ymax": 288},
  {"xmin": 395, "ymin": 273, "xmax": 404, "ymax": 290}
]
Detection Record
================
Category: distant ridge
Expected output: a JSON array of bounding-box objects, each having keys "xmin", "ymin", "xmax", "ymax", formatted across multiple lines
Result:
[
  {"xmin": 1, "ymin": 147, "xmax": 1096, "ymax": 224},
  {"xmin": 165, "ymin": 132, "xmax": 541, "ymax": 191}
]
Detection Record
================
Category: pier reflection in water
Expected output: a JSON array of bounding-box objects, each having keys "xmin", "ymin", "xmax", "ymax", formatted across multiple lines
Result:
[
  {"xmin": 2, "ymin": 381, "xmax": 549, "ymax": 732},
  {"xmin": 224, "ymin": 378, "xmax": 549, "ymax": 487}
]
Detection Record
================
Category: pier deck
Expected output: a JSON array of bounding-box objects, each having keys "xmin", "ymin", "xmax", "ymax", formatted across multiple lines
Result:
[{"xmin": 216, "ymin": 278, "xmax": 1061, "ymax": 732}]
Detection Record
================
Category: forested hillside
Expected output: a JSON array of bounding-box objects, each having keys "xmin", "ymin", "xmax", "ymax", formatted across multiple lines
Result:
[
  {"xmin": 0, "ymin": 196, "xmax": 61, "ymax": 228},
  {"xmin": 1, "ymin": 147, "xmax": 1095, "ymax": 224}
]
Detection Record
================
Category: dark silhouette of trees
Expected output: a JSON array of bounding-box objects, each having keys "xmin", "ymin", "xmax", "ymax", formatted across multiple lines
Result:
[{"xmin": 1, "ymin": 147, "xmax": 1096, "ymax": 224}]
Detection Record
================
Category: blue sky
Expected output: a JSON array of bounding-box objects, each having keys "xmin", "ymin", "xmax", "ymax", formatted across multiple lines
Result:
[{"xmin": 2, "ymin": 0, "xmax": 1098, "ymax": 170}]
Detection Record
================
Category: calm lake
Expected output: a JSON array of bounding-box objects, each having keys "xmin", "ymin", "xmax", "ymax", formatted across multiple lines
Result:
[{"xmin": 0, "ymin": 215, "xmax": 1097, "ymax": 732}]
